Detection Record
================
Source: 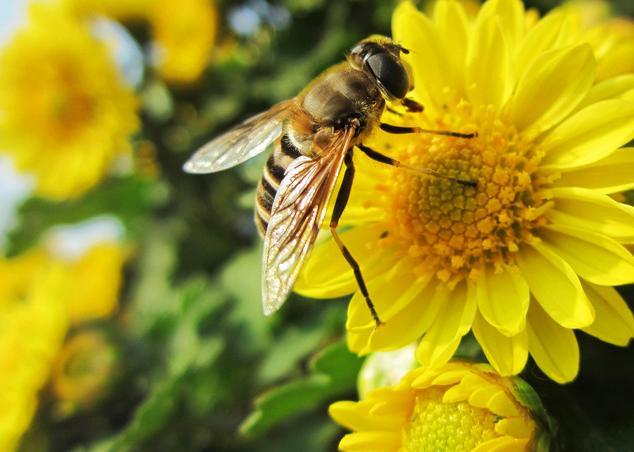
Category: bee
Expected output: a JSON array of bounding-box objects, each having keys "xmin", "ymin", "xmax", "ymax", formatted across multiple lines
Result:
[{"xmin": 184, "ymin": 37, "xmax": 475, "ymax": 325}]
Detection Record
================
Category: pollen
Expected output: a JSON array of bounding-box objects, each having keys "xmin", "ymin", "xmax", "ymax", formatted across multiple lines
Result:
[
  {"xmin": 402, "ymin": 388, "xmax": 498, "ymax": 452},
  {"xmin": 380, "ymin": 102, "xmax": 550, "ymax": 284}
]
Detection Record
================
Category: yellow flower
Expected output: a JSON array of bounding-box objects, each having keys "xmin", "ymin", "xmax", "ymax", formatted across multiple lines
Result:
[
  {"xmin": 330, "ymin": 361, "xmax": 551, "ymax": 452},
  {"xmin": 69, "ymin": 0, "xmax": 218, "ymax": 85},
  {"xmin": 0, "ymin": 3, "xmax": 139, "ymax": 200},
  {"xmin": 51, "ymin": 330, "xmax": 119, "ymax": 416},
  {"xmin": 583, "ymin": 20, "xmax": 634, "ymax": 81},
  {"xmin": 151, "ymin": 0, "xmax": 218, "ymax": 85},
  {"xmin": 297, "ymin": 0, "xmax": 634, "ymax": 383},
  {"xmin": 69, "ymin": 0, "xmax": 151, "ymax": 21},
  {"xmin": 66, "ymin": 242, "xmax": 130, "ymax": 324},
  {"xmin": 0, "ymin": 242, "xmax": 128, "ymax": 449},
  {"xmin": 0, "ymin": 253, "xmax": 69, "ymax": 452}
]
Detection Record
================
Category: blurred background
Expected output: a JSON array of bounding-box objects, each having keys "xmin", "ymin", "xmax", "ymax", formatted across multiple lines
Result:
[{"xmin": 0, "ymin": 0, "xmax": 632, "ymax": 451}]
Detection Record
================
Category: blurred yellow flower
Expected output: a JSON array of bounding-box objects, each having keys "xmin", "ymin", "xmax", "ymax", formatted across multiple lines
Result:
[
  {"xmin": 70, "ymin": 0, "xmax": 151, "ymax": 21},
  {"xmin": 0, "ymin": 253, "xmax": 69, "ymax": 452},
  {"xmin": 0, "ymin": 4, "xmax": 139, "ymax": 200},
  {"xmin": 151, "ymin": 0, "xmax": 218, "ymax": 85},
  {"xmin": 51, "ymin": 330, "xmax": 119, "ymax": 416},
  {"xmin": 67, "ymin": 242, "xmax": 129, "ymax": 324},
  {"xmin": 69, "ymin": 0, "xmax": 218, "ymax": 84},
  {"xmin": 297, "ymin": 0, "xmax": 634, "ymax": 383},
  {"xmin": 330, "ymin": 361, "xmax": 550, "ymax": 452},
  {"xmin": 0, "ymin": 241, "xmax": 128, "ymax": 450}
]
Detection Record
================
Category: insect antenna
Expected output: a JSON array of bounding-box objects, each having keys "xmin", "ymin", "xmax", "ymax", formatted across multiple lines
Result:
[{"xmin": 380, "ymin": 123, "xmax": 477, "ymax": 138}]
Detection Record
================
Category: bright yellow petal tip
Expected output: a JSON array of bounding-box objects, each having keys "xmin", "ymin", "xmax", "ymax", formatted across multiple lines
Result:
[{"xmin": 51, "ymin": 330, "xmax": 119, "ymax": 417}]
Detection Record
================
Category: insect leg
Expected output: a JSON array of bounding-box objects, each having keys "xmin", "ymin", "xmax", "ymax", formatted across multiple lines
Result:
[
  {"xmin": 330, "ymin": 149, "xmax": 384, "ymax": 326},
  {"xmin": 357, "ymin": 144, "xmax": 477, "ymax": 187},
  {"xmin": 380, "ymin": 123, "xmax": 477, "ymax": 138},
  {"xmin": 402, "ymin": 98, "xmax": 424, "ymax": 112},
  {"xmin": 385, "ymin": 106, "xmax": 403, "ymax": 116}
]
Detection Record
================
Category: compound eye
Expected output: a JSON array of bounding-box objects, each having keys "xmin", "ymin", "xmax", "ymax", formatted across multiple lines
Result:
[{"xmin": 365, "ymin": 52, "xmax": 409, "ymax": 99}]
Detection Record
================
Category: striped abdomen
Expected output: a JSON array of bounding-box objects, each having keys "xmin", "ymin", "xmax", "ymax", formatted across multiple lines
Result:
[{"xmin": 255, "ymin": 134, "xmax": 303, "ymax": 236}]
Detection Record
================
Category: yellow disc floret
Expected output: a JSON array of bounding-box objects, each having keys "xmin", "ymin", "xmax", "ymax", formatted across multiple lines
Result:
[
  {"xmin": 378, "ymin": 102, "xmax": 551, "ymax": 285},
  {"xmin": 403, "ymin": 388, "xmax": 498, "ymax": 452}
]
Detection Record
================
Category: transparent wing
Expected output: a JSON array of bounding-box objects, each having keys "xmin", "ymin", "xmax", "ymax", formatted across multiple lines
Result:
[
  {"xmin": 183, "ymin": 101, "xmax": 292, "ymax": 174},
  {"xmin": 261, "ymin": 128, "xmax": 356, "ymax": 315}
]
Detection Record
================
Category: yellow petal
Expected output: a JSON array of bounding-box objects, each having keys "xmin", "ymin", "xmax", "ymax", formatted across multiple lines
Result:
[
  {"xmin": 527, "ymin": 301, "xmax": 579, "ymax": 383},
  {"xmin": 346, "ymin": 261, "xmax": 425, "ymax": 330},
  {"xmin": 338, "ymin": 206, "xmax": 385, "ymax": 227},
  {"xmin": 477, "ymin": 0, "xmax": 525, "ymax": 50},
  {"xmin": 495, "ymin": 417, "xmax": 533, "ymax": 438},
  {"xmin": 350, "ymin": 280, "xmax": 446, "ymax": 354},
  {"xmin": 476, "ymin": 264, "xmax": 529, "ymax": 336},
  {"xmin": 541, "ymin": 224, "xmax": 634, "ymax": 286},
  {"xmin": 472, "ymin": 312, "xmax": 528, "ymax": 376},
  {"xmin": 513, "ymin": 10, "xmax": 577, "ymax": 76},
  {"xmin": 594, "ymin": 31, "xmax": 634, "ymax": 81},
  {"xmin": 433, "ymin": 0, "xmax": 469, "ymax": 98},
  {"xmin": 504, "ymin": 44, "xmax": 596, "ymax": 136},
  {"xmin": 416, "ymin": 282, "xmax": 476, "ymax": 367},
  {"xmin": 369, "ymin": 400, "xmax": 410, "ymax": 419},
  {"xmin": 366, "ymin": 279, "xmax": 444, "ymax": 351},
  {"xmin": 430, "ymin": 369, "xmax": 470, "ymax": 386},
  {"xmin": 540, "ymin": 99, "xmax": 634, "ymax": 170},
  {"xmin": 580, "ymin": 74, "xmax": 634, "ymax": 107},
  {"xmin": 466, "ymin": 16, "xmax": 511, "ymax": 108},
  {"xmin": 472, "ymin": 436, "xmax": 530, "ymax": 452},
  {"xmin": 487, "ymin": 390, "xmax": 520, "ymax": 417},
  {"xmin": 581, "ymin": 282, "xmax": 634, "ymax": 346},
  {"xmin": 411, "ymin": 370, "xmax": 441, "ymax": 390},
  {"xmin": 329, "ymin": 402, "xmax": 380, "ymax": 432},
  {"xmin": 347, "ymin": 329, "xmax": 370, "ymax": 354},
  {"xmin": 338, "ymin": 431, "xmax": 401, "ymax": 451},
  {"xmin": 547, "ymin": 187, "xmax": 634, "ymax": 243},
  {"xmin": 517, "ymin": 242, "xmax": 594, "ymax": 329},
  {"xmin": 295, "ymin": 225, "xmax": 393, "ymax": 299},
  {"xmin": 392, "ymin": 1, "xmax": 451, "ymax": 112},
  {"xmin": 442, "ymin": 383, "xmax": 471, "ymax": 404},
  {"xmin": 468, "ymin": 384, "xmax": 499, "ymax": 410},
  {"xmin": 554, "ymin": 147, "xmax": 634, "ymax": 194}
]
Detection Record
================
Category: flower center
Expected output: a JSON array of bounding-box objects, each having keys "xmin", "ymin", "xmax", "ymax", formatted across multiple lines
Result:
[
  {"xmin": 402, "ymin": 388, "xmax": 499, "ymax": 452},
  {"xmin": 31, "ymin": 64, "xmax": 96, "ymax": 141},
  {"xmin": 380, "ymin": 101, "xmax": 551, "ymax": 286}
]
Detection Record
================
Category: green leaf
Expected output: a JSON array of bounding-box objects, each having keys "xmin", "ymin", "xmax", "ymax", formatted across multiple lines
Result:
[
  {"xmin": 86, "ymin": 333, "xmax": 224, "ymax": 452},
  {"xmin": 220, "ymin": 244, "xmax": 272, "ymax": 350},
  {"xmin": 258, "ymin": 304, "xmax": 346, "ymax": 384},
  {"xmin": 253, "ymin": 413, "xmax": 339, "ymax": 452},
  {"xmin": 85, "ymin": 277, "xmax": 225, "ymax": 452},
  {"xmin": 240, "ymin": 375, "xmax": 333, "ymax": 436},
  {"xmin": 240, "ymin": 340, "xmax": 363, "ymax": 437},
  {"xmin": 309, "ymin": 340, "xmax": 362, "ymax": 387},
  {"xmin": 167, "ymin": 278, "xmax": 227, "ymax": 373},
  {"xmin": 125, "ymin": 221, "xmax": 183, "ymax": 336}
]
